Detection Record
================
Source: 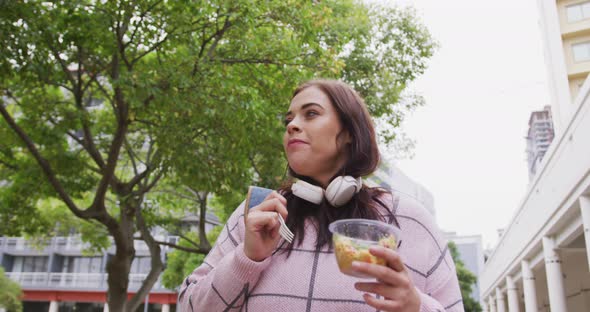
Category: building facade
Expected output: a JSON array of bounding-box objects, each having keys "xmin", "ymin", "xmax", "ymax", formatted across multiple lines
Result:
[
  {"xmin": 1, "ymin": 212, "xmax": 222, "ymax": 312},
  {"xmin": 525, "ymin": 106, "xmax": 555, "ymax": 181},
  {"xmin": 480, "ymin": 0, "xmax": 590, "ymax": 311}
]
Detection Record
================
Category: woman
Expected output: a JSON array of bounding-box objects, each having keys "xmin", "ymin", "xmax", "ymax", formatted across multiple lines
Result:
[{"xmin": 179, "ymin": 80, "xmax": 464, "ymax": 312}]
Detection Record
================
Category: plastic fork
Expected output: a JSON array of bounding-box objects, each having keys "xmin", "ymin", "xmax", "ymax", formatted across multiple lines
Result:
[{"xmin": 277, "ymin": 213, "xmax": 294, "ymax": 244}]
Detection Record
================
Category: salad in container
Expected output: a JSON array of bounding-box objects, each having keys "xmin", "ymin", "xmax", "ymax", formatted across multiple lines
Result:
[{"xmin": 329, "ymin": 219, "xmax": 400, "ymax": 278}]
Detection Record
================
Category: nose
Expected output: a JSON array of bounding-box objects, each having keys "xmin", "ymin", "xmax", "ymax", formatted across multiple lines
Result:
[{"xmin": 286, "ymin": 119, "xmax": 301, "ymax": 135}]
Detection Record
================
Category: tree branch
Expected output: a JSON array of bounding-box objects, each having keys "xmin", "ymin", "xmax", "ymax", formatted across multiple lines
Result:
[
  {"xmin": 124, "ymin": 138, "xmax": 140, "ymax": 175},
  {"xmin": 0, "ymin": 100, "xmax": 89, "ymax": 219},
  {"xmin": 130, "ymin": 33, "xmax": 170, "ymax": 67},
  {"xmin": 153, "ymin": 239, "xmax": 211, "ymax": 254},
  {"xmin": 128, "ymin": 201, "xmax": 164, "ymax": 310},
  {"xmin": 0, "ymin": 158, "xmax": 17, "ymax": 170},
  {"xmin": 140, "ymin": 168, "xmax": 164, "ymax": 194},
  {"xmin": 125, "ymin": 0, "xmax": 164, "ymax": 49},
  {"xmin": 91, "ymin": 51, "xmax": 129, "ymax": 210}
]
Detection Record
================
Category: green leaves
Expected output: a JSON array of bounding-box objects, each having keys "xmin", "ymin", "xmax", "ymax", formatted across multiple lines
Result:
[{"xmin": 0, "ymin": 267, "xmax": 22, "ymax": 312}]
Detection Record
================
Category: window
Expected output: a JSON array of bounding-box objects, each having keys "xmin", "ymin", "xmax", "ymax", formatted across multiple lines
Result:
[
  {"xmin": 13, "ymin": 256, "xmax": 48, "ymax": 272},
  {"xmin": 66, "ymin": 256, "xmax": 103, "ymax": 273},
  {"xmin": 567, "ymin": 2, "xmax": 590, "ymax": 22},
  {"xmin": 572, "ymin": 41, "xmax": 590, "ymax": 62},
  {"xmin": 131, "ymin": 257, "xmax": 151, "ymax": 274}
]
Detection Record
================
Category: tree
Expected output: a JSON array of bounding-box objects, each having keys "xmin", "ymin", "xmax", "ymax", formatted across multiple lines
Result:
[
  {"xmin": 0, "ymin": 267, "xmax": 23, "ymax": 312},
  {"xmin": 0, "ymin": 1, "xmax": 434, "ymax": 311},
  {"xmin": 448, "ymin": 241, "xmax": 482, "ymax": 312}
]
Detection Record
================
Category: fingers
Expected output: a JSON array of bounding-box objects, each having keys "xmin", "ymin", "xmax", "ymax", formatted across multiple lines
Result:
[
  {"xmin": 251, "ymin": 191, "xmax": 288, "ymax": 220},
  {"xmin": 354, "ymin": 282, "xmax": 396, "ymax": 299},
  {"xmin": 247, "ymin": 211, "xmax": 280, "ymax": 233},
  {"xmin": 361, "ymin": 293, "xmax": 402, "ymax": 311},
  {"xmin": 351, "ymin": 260, "xmax": 407, "ymax": 287},
  {"xmin": 369, "ymin": 246, "xmax": 405, "ymax": 272}
]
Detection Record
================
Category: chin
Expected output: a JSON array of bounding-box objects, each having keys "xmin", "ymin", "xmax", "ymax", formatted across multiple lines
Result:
[{"xmin": 287, "ymin": 159, "xmax": 314, "ymax": 177}]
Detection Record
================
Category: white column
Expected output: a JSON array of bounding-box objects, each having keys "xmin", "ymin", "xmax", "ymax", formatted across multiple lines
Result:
[
  {"xmin": 103, "ymin": 303, "xmax": 109, "ymax": 312},
  {"xmin": 162, "ymin": 304, "xmax": 170, "ymax": 312},
  {"xmin": 482, "ymin": 300, "xmax": 489, "ymax": 312},
  {"xmin": 542, "ymin": 236, "xmax": 567, "ymax": 312},
  {"xmin": 506, "ymin": 275, "xmax": 520, "ymax": 312},
  {"xmin": 580, "ymin": 195, "xmax": 590, "ymax": 272},
  {"xmin": 489, "ymin": 296, "xmax": 497, "ymax": 312},
  {"xmin": 521, "ymin": 260, "xmax": 539, "ymax": 312},
  {"xmin": 49, "ymin": 301, "xmax": 58, "ymax": 312},
  {"xmin": 496, "ymin": 288, "xmax": 506, "ymax": 312}
]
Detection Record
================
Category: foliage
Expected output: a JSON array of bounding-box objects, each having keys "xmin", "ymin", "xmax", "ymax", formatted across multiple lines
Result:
[
  {"xmin": 0, "ymin": 267, "xmax": 23, "ymax": 312},
  {"xmin": 448, "ymin": 241, "xmax": 482, "ymax": 312},
  {"xmin": 161, "ymin": 227, "xmax": 223, "ymax": 290}
]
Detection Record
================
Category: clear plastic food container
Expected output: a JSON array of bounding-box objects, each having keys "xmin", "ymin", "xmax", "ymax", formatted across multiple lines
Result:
[{"xmin": 329, "ymin": 219, "xmax": 400, "ymax": 278}]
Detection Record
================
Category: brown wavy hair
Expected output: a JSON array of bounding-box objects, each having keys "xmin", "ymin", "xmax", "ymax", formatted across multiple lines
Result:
[{"xmin": 279, "ymin": 79, "xmax": 393, "ymax": 252}]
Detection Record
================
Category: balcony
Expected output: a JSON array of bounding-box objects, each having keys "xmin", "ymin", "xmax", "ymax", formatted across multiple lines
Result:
[
  {"xmin": 1, "ymin": 236, "xmax": 180, "ymax": 255},
  {"xmin": 1, "ymin": 237, "xmax": 51, "ymax": 254},
  {"xmin": 5, "ymin": 272, "xmax": 170, "ymax": 291}
]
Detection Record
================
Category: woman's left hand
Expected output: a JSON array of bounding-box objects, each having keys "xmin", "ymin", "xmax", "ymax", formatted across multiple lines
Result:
[{"xmin": 351, "ymin": 246, "xmax": 421, "ymax": 312}]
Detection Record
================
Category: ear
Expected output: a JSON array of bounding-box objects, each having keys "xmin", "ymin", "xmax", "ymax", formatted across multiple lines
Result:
[{"xmin": 342, "ymin": 130, "xmax": 352, "ymax": 145}]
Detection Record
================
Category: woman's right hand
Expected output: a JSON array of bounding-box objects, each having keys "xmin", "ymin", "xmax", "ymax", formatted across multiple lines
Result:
[{"xmin": 243, "ymin": 191, "xmax": 289, "ymax": 262}]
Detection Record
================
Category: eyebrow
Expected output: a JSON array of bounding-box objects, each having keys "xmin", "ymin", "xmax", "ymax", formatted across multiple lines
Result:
[{"xmin": 285, "ymin": 103, "xmax": 324, "ymax": 117}]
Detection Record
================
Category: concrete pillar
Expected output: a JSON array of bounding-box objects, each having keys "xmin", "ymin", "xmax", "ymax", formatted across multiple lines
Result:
[
  {"xmin": 521, "ymin": 260, "xmax": 539, "ymax": 312},
  {"xmin": 103, "ymin": 303, "xmax": 109, "ymax": 312},
  {"xmin": 580, "ymin": 195, "xmax": 590, "ymax": 272},
  {"xmin": 542, "ymin": 236, "xmax": 567, "ymax": 312},
  {"xmin": 482, "ymin": 300, "xmax": 489, "ymax": 312},
  {"xmin": 496, "ymin": 288, "xmax": 506, "ymax": 312},
  {"xmin": 489, "ymin": 296, "xmax": 497, "ymax": 312},
  {"xmin": 506, "ymin": 275, "xmax": 520, "ymax": 312},
  {"xmin": 49, "ymin": 301, "xmax": 58, "ymax": 312},
  {"xmin": 162, "ymin": 304, "xmax": 170, "ymax": 312}
]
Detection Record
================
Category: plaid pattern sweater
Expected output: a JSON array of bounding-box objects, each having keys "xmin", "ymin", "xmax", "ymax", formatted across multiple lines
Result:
[{"xmin": 179, "ymin": 192, "xmax": 465, "ymax": 312}]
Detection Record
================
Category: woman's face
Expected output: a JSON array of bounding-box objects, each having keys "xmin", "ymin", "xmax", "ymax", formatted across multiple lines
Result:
[{"xmin": 283, "ymin": 86, "xmax": 350, "ymax": 187}]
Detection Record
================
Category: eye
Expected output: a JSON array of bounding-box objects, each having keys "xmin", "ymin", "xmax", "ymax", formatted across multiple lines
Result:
[{"xmin": 305, "ymin": 110, "xmax": 319, "ymax": 118}]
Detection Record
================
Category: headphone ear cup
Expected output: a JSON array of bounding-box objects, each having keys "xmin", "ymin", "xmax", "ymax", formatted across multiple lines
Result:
[
  {"xmin": 292, "ymin": 180, "xmax": 324, "ymax": 204},
  {"xmin": 325, "ymin": 176, "xmax": 362, "ymax": 207}
]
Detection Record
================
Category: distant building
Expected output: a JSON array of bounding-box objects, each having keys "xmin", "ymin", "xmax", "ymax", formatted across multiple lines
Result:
[
  {"xmin": 525, "ymin": 105, "xmax": 555, "ymax": 180},
  {"xmin": 367, "ymin": 160, "xmax": 435, "ymax": 217},
  {"xmin": 0, "ymin": 210, "xmax": 221, "ymax": 312},
  {"xmin": 445, "ymin": 232, "xmax": 485, "ymax": 305}
]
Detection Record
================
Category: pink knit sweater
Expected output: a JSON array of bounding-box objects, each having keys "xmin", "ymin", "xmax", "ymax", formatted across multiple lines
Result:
[{"xmin": 179, "ymin": 192, "xmax": 464, "ymax": 312}]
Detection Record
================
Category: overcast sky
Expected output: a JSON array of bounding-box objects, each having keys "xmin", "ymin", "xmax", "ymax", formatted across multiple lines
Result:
[{"xmin": 391, "ymin": 0, "xmax": 551, "ymax": 248}]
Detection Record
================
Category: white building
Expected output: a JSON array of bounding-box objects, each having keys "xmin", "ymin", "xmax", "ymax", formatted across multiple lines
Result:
[
  {"xmin": 368, "ymin": 160, "xmax": 436, "ymax": 217},
  {"xmin": 480, "ymin": 1, "xmax": 590, "ymax": 311},
  {"xmin": 525, "ymin": 106, "xmax": 555, "ymax": 181}
]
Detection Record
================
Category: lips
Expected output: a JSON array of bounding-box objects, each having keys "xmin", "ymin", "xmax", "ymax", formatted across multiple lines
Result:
[{"xmin": 287, "ymin": 139, "xmax": 308, "ymax": 147}]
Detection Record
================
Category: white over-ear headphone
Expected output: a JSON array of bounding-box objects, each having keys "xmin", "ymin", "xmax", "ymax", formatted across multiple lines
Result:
[{"xmin": 291, "ymin": 176, "xmax": 362, "ymax": 207}]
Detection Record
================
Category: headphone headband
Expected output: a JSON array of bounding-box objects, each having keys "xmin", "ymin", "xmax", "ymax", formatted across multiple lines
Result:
[{"xmin": 291, "ymin": 176, "xmax": 362, "ymax": 207}]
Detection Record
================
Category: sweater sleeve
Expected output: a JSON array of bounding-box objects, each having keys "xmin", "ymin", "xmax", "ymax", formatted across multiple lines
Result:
[{"xmin": 178, "ymin": 203, "xmax": 272, "ymax": 311}]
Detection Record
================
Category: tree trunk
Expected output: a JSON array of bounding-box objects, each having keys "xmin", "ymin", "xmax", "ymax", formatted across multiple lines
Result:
[
  {"xmin": 105, "ymin": 197, "xmax": 136, "ymax": 312},
  {"xmin": 198, "ymin": 191, "xmax": 211, "ymax": 250}
]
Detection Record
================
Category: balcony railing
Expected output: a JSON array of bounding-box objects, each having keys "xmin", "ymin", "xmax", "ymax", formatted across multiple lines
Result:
[
  {"xmin": 6, "ymin": 272, "xmax": 169, "ymax": 291},
  {"xmin": 2, "ymin": 237, "xmax": 50, "ymax": 252},
  {"xmin": 1, "ymin": 235, "xmax": 180, "ymax": 254}
]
